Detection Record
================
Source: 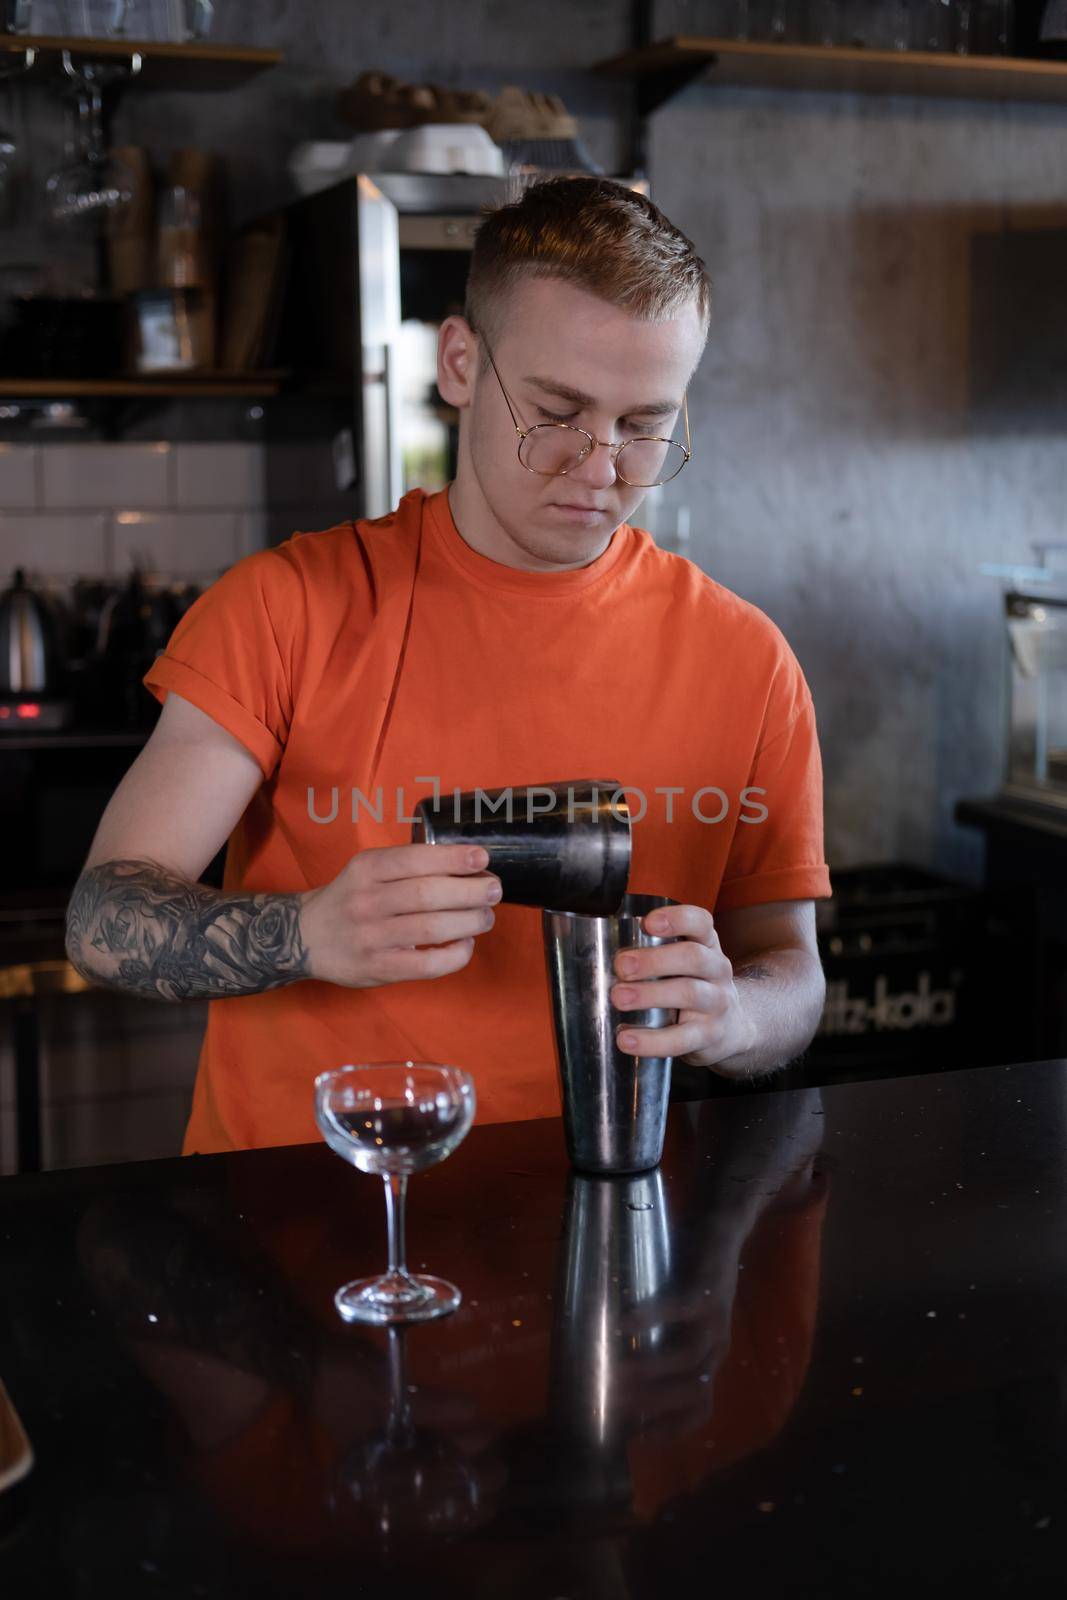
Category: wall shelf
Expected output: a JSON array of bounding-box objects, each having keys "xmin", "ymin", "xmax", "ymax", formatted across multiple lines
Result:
[
  {"xmin": 0, "ymin": 34, "xmax": 282, "ymax": 91},
  {"xmin": 596, "ymin": 36, "xmax": 1067, "ymax": 113},
  {"xmin": 0, "ymin": 372, "xmax": 284, "ymax": 398}
]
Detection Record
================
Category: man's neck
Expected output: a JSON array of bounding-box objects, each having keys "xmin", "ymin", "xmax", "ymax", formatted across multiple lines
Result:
[{"xmin": 446, "ymin": 480, "xmax": 614, "ymax": 574}]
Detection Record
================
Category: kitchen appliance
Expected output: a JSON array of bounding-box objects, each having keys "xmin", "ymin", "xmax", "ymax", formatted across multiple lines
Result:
[
  {"xmin": 977, "ymin": 542, "xmax": 1067, "ymax": 811},
  {"xmin": 92, "ymin": 568, "xmax": 186, "ymax": 729},
  {"xmin": 263, "ymin": 172, "xmax": 503, "ymax": 530},
  {"xmin": 0, "ymin": 569, "xmax": 73, "ymax": 733},
  {"xmin": 0, "ymin": 569, "xmax": 208, "ymax": 897},
  {"xmin": 1003, "ymin": 589, "xmax": 1067, "ymax": 808},
  {"xmin": 263, "ymin": 170, "xmax": 647, "ymax": 531}
]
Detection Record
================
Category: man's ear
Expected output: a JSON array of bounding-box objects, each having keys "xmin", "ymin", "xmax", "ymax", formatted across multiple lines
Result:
[{"xmin": 438, "ymin": 315, "xmax": 478, "ymax": 408}]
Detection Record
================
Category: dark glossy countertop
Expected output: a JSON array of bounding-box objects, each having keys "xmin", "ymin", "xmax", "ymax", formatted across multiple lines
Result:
[{"xmin": 4, "ymin": 1060, "xmax": 1067, "ymax": 1596}]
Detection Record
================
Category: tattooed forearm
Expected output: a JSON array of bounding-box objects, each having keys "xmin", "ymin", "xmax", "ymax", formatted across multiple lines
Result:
[{"xmin": 65, "ymin": 858, "xmax": 310, "ymax": 1001}]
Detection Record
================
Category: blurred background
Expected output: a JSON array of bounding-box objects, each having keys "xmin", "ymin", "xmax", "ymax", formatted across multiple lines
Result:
[{"xmin": 2, "ymin": 0, "xmax": 1066, "ymax": 1171}]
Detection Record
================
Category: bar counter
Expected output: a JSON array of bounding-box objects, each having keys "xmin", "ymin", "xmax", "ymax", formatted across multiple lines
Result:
[{"xmin": 3, "ymin": 1059, "xmax": 1067, "ymax": 1596}]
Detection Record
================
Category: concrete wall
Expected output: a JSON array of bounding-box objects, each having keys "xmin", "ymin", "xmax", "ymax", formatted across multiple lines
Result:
[
  {"xmin": 5, "ymin": 0, "xmax": 1066, "ymax": 878},
  {"xmin": 652, "ymin": 0, "xmax": 1067, "ymax": 879}
]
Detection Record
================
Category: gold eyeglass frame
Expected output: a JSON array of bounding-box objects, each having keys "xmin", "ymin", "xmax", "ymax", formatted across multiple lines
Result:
[{"xmin": 474, "ymin": 329, "xmax": 692, "ymax": 488}]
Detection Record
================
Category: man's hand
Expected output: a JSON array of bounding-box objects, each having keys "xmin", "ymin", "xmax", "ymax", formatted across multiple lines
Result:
[
  {"xmin": 299, "ymin": 842, "xmax": 501, "ymax": 989},
  {"xmin": 609, "ymin": 903, "xmax": 757, "ymax": 1070},
  {"xmin": 609, "ymin": 899, "xmax": 825, "ymax": 1078}
]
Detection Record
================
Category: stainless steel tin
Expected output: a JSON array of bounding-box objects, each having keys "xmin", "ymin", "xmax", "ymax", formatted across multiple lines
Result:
[
  {"xmin": 412, "ymin": 778, "xmax": 631, "ymax": 915},
  {"xmin": 542, "ymin": 892, "xmax": 680, "ymax": 1174}
]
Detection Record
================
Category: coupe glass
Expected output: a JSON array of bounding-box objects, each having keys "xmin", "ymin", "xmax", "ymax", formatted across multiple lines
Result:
[{"xmin": 314, "ymin": 1062, "xmax": 476, "ymax": 1325}]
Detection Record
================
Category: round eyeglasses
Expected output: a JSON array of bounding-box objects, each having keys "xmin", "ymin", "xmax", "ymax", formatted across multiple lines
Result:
[{"xmin": 476, "ymin": 330, "xmax": 692, "ymax": 489}]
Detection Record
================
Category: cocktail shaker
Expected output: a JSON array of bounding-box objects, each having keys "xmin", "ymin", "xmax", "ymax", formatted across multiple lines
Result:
[
  {"xmin": 412, "ymin": 778, "xmax": 631, "ymax": 916},
  {"xmin": 542, "ymin": 893, "xmax": 680, "ymax": 1174}
]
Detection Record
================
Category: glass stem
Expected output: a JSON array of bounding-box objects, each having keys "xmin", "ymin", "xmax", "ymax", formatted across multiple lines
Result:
[
  {"xmin": 383, "ymin": 1172, "xmax": 409, "ymax": 1279},
  {"xmin": 386, "ymin": 1325, "xmax": 412, "ymax": 1443}
]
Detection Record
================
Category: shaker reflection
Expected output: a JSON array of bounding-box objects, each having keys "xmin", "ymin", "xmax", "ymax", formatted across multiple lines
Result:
[
  {"xmin": 522, "ymin": 1087, "xmax": 831, "ymax": 1536},
  {"xmin": 552, "ymin": 1168, "xmax": 674, "ymax": 1455}
]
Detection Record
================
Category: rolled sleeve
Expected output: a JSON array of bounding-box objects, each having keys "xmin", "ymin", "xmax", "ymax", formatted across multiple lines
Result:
[
  {"xmin": 716, "ymin": 691, "xmax": 832, "ymax": 913},
  {"xmin": 142, "ymin": 545, "xmax": 305, "ymax": 783},
  {"xmin": 143, "ymin": 655, "xmax": 283, "ymax": 781}
]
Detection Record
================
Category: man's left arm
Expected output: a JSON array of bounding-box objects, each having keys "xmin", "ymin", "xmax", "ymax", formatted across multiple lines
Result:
[{"xmin": 610, "ymin": 898, "xmax": 825, "ymax": 1082}]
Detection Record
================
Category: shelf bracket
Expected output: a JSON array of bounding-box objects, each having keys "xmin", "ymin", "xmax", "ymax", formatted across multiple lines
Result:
[
  {"xmin": 637, "ymin": 57, "xmax": 714, "ymax": 119},
  {"xmin": 628, "ymin": 0, "xmax": 713, "ymax": 174},
  {"xmin": 629, "ymin": 56, "xmax": 711, "ymax": 175}
]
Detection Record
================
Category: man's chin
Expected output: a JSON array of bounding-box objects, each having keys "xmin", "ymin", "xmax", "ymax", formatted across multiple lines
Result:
[
  {"xmin": 543, "ymin": 499, "xmax": 617, "ymax": 531},
  {"xmin": 526, "ymin": 538, "xmax": 617, "ymax": 572}
]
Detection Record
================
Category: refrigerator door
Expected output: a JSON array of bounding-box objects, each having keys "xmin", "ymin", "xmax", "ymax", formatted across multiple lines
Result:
[
  {"xmin": 265, "ymin": 175, "xmax": 402, "ymax": 531},
  {"xmin": 356, "ymin": 176, "xmax": 403, "ymax": 520}
]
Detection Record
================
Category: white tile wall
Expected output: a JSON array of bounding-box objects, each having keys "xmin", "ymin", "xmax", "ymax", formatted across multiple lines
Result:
[
  {"xmin": 174, "ymin": 444, "xmax": 265, "ymax": 508},
  {"xmin": 0, "ymin": 441, "xmax": 266, "ymax": 583},
  {"xmin": 111, "ymin": 512, "xmax": 242, "ymax": 578},
  {"xmin": 0, "ymin": 444, "xmax": 39, "ymax": 509},
  {"xmin": 237, "ymin": 510, "xmax": 268, "ymax": 557},
  {"xmin": 42, "ymin": 443, "xmax": 172, "ymax": 511},
  {"xmin": 0, "ymin": 512, "xmax": 108, "ymax": 575}
]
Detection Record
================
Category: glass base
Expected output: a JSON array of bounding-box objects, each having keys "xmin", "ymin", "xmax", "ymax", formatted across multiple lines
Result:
[{"xmin": 334, "ymin": 1270, "xmax": 462, "ymax": 1325}]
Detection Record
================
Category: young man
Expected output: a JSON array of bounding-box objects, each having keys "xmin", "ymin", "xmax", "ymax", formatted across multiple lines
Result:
[{"xmin": 65, "ymin": 177, "xmax": 831, "ymax": 1155}]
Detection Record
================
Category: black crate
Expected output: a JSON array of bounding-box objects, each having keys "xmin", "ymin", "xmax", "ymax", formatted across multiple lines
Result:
[
  {"xmin": 805, "ymin": 863, "xmax": 1005, "ymax": 1086},
  {"xmin": 670, "ymin": 864, "xmax": 1015, "ymax": 1102}
]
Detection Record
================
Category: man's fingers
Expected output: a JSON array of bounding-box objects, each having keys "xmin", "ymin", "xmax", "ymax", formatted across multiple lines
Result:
[
  {"xmin": 374, "ymin": 871, "xmax": 501, "ymax": 919},
  {"xmin": 616, "ymin": 1020, "xmax": 709, "ymax": 1058},
  {"xmin": 641, "ymin": 903, "xmax": 716, "ymax": 943},
  {"xmin": 369, "ymin": 905, "xmax": 496, "ymax": 951},
  {"xmin": 613, "ymin": 938, "xmax": 731, "ymax": 984},
  {"xmin": 363, "ymin": 842, "xmax": 490, "ymax": 881},
  {"xmin": 611, "ymin": 977, "xmax": 721, "ymax": 1015},
  {"xmin": 373, "ymin": 938, "xmax": 476, "ymax": 983}
]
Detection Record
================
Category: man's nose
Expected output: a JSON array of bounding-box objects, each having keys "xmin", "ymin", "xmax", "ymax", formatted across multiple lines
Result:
[{"xmin": 567, "ymin": 438, "xmax": 619, "ymax": 491}]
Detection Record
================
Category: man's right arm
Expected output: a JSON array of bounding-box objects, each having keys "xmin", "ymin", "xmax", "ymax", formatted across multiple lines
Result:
[
  {"xmin": 65, "ymin": 693, "xmax": 499, "ymax": 1001},
  {"xmin": 66, "ymin": 856, "xmax": 312, "ymax": 1001},
  {"xmin": 64, "ymin": 691, "xmax": 309, "ymax": 1000}
]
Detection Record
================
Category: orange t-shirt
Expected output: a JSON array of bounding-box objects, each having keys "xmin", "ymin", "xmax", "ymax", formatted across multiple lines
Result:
[{"xmin": 143, "ymin": 487, "xmax": 831, "ymax": 1154}]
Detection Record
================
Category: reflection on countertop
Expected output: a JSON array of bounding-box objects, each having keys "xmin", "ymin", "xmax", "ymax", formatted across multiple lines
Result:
[{"xmin": 4, "ymin": 1062, "xmax": 1067, "ymax": 1594}]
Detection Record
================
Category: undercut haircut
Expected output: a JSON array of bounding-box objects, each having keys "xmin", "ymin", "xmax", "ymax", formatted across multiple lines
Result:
[{"xmin": 464, "ymin": 175, "xmax": 711, "ymax": 356}]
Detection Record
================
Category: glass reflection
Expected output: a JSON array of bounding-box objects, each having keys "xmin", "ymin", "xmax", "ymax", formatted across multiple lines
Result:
[{"xmin": 332, "ymin": 1325, "xmax": 486, "ymax": 1546}]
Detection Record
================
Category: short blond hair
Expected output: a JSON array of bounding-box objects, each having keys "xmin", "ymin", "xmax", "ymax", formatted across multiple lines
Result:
[{"xmin": 464, "ymin": 175, "xmax": 711, "ymax": 348}]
